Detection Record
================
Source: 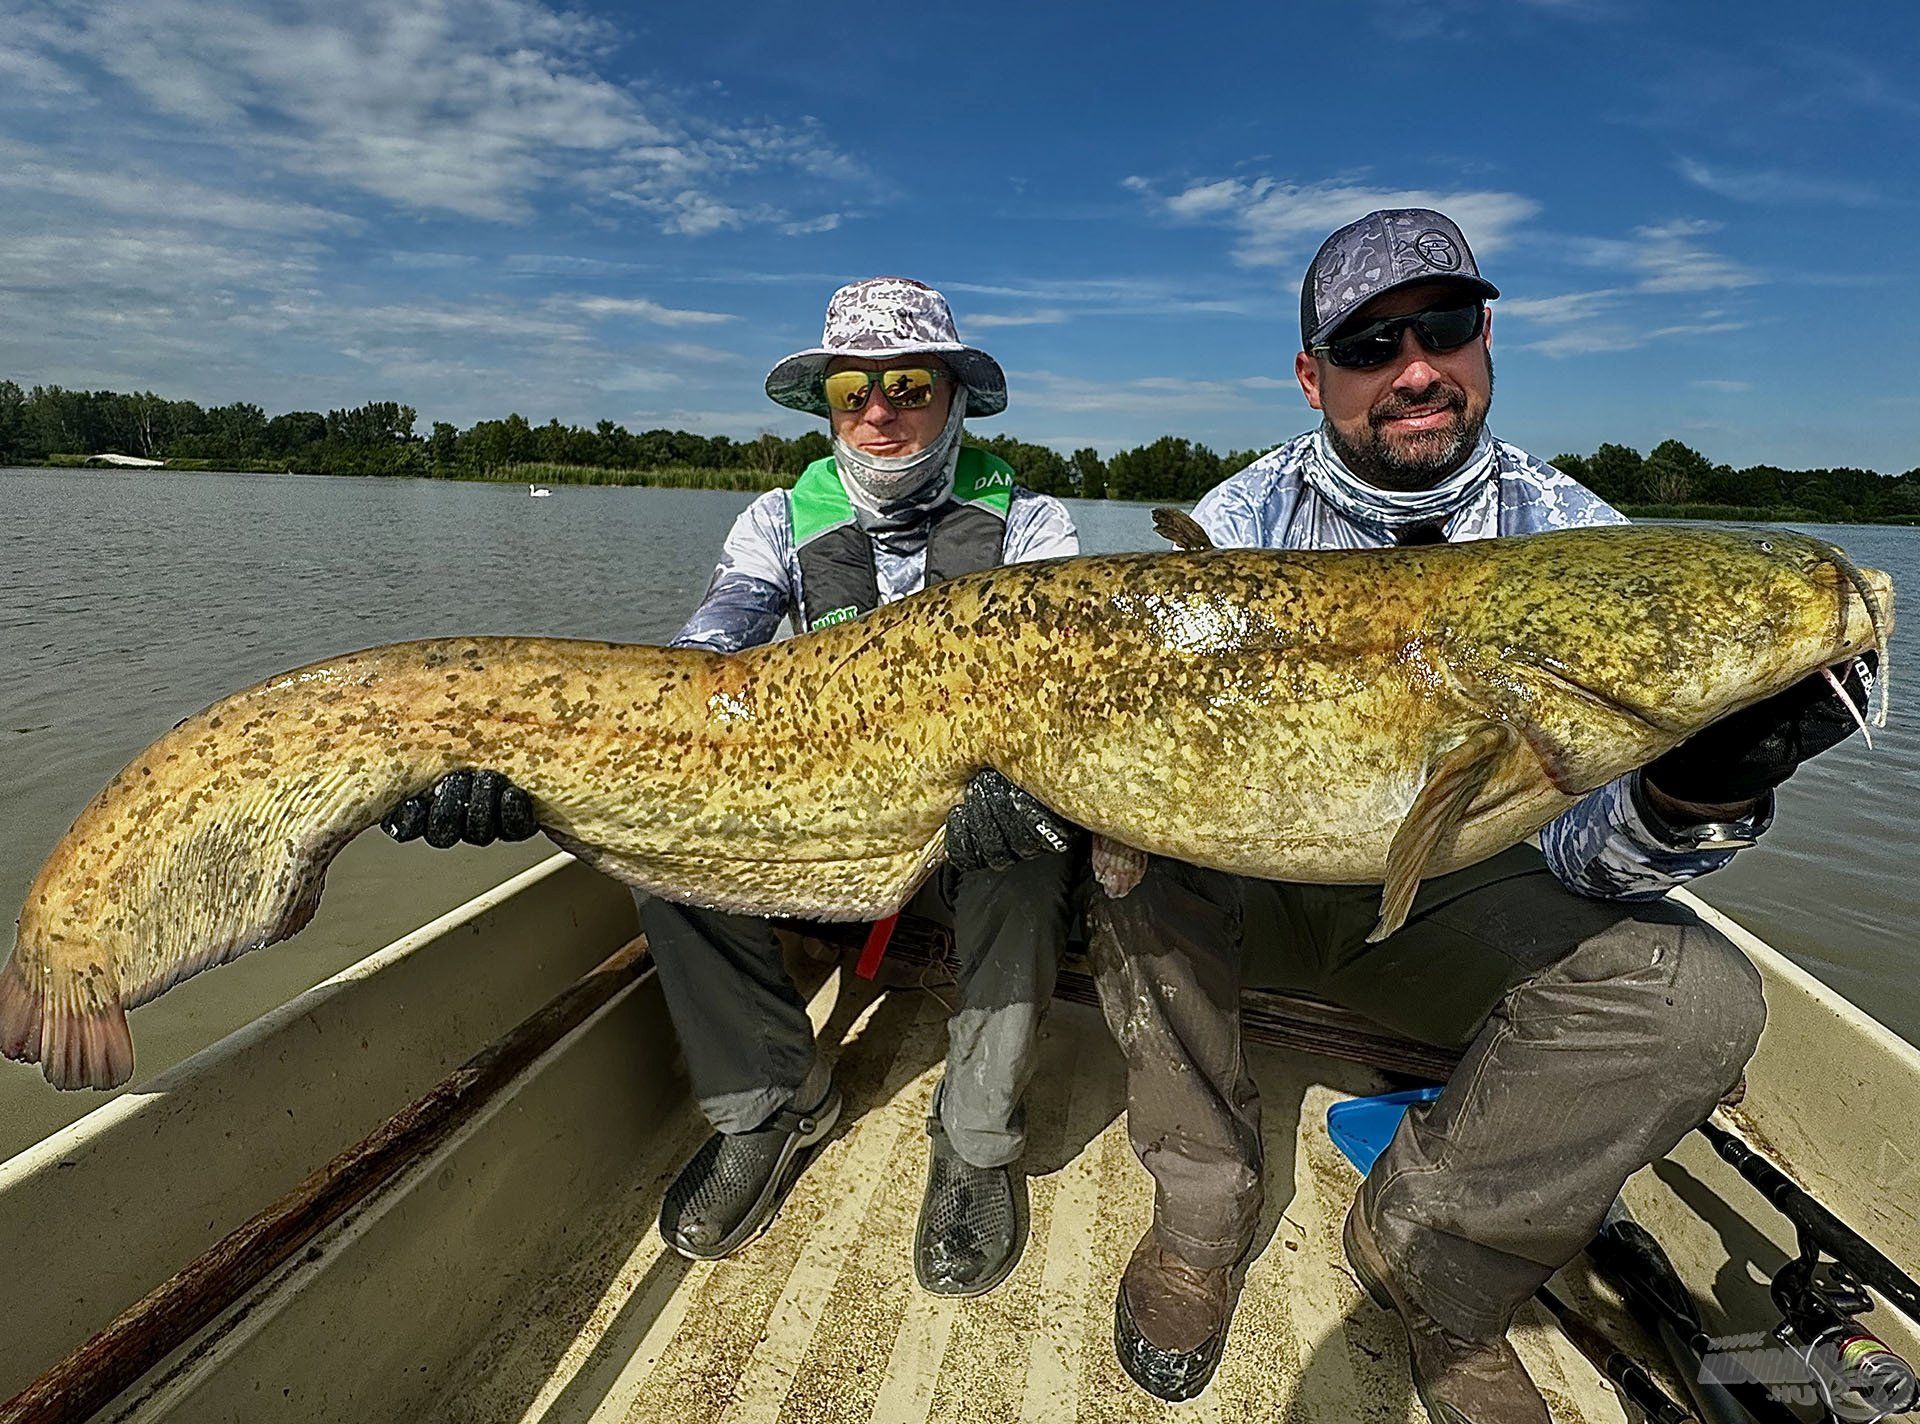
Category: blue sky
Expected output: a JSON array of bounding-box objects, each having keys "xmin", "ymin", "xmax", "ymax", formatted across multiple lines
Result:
[{"xmin": 3, "ymin": 0, "xmax": 1916, "ymax": 471}]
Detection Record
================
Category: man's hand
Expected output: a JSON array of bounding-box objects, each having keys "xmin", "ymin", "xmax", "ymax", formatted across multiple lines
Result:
[
  {"xmin": 945, "ymin": 769, "xmax": 1080, "ymax": 873},
  {"xmin": 382, "ymin": 770, "xmax": 540, "ymax": 849},
  {"xmin": 1643, "ymin": 655, "xmax": 1876, "ymax": 817}
]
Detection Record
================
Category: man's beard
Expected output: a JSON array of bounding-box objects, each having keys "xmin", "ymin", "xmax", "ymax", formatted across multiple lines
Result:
[{"xmin": 1323, "ymin": 360, "xmax": 1494, "ymax": 492}]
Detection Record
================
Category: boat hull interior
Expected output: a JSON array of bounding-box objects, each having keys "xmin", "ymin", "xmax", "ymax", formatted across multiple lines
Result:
[{"xmin": 3, "ymin": 854, "xmax": 1917, "ymax": 1423}]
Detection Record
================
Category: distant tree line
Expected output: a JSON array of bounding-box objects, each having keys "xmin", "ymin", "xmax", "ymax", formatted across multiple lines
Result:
[
  {"xmin": 3, "ymin": 381, "xmax": 1916, "ymax": 520},
  {"xmin": 1549, "ymin": 439, "xmax": 1920, "ymax": 522}
]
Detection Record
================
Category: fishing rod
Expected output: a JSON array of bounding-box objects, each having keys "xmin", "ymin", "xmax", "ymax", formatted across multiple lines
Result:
[
  {"xmin": 1694, "ymin": 1119, "xmax": 1920, "ymax": 1423},
  {"xmin": 1698, "ymin": 1120, "xmax": 1920, "ymax": 1325},
  {"xmin": 1589, "ymin": 1202, "xmax": 1801, "ymax": 1424},
  {"xmin": 1533, "ymin": 1284, "xmax": 1697, "ymax": 1424}
]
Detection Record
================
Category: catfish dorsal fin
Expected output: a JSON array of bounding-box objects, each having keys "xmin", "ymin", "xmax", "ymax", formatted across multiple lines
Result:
[
  {"xmin": 1370, "ymin": 723, "xmax": 1517, "ymax": 943},
  {"xmin": 1152, "ymin": 507, "xmax": 1215, "ymax": 551}
]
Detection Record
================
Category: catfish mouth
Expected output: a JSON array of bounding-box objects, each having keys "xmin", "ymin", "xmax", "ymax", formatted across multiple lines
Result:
[{"xmin": 1812, "ymin": 553, "xmax": 1893, "ymax": 727}]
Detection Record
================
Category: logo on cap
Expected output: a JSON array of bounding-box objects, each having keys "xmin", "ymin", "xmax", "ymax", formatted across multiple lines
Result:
[{"xmin": 1414, "ymin": 230, "xmax": 1461, "ymax": 272}]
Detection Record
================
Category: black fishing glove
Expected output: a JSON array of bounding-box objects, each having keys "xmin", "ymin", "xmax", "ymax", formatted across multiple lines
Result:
[
  {"xmin": 1642, "ymin": 654, "xmax": 1876, "ymax": 810},
  {"xmin": 945, "ymin": 769, "xmax": 1081, "ymax": 873},
  {"xmin": 381, "ymin": 770, "xmax": 540, "ymax": 849}
]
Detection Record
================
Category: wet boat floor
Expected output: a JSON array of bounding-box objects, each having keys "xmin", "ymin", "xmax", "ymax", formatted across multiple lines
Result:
[{"xmin": 438, "ymin": 968, "xmax": 1625, "ymax": 1423}]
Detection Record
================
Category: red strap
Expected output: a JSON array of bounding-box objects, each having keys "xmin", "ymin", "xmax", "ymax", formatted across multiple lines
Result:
[{"xmin": 855, "ymin": 913, "xmax": 900, "ymax": 980}]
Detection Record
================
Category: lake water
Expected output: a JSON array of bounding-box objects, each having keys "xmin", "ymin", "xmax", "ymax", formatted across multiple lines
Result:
[{"xmin": 1, "ymin": 466, "xmax": 1913, "ymax": 1158}]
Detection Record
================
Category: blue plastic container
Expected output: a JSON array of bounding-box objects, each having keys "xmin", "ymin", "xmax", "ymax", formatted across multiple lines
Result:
[{"xmin": 1325, "ymin": 1086, "xmax": 1444, "ymax": 1176}]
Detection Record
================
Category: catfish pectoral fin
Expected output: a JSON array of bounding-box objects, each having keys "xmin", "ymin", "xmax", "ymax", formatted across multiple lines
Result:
[
  {"xmin": 1370, "ymin": 723, "xmax": 1518, "ymax": 943},
  {"xmin": 1092, "ymin": 835, "xmax": 1150, "ymax": 899}
]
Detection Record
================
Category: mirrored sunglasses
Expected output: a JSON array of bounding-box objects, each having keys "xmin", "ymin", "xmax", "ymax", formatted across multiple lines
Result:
[{"xmin": 822, "ymin": 366, "xmax": 942, "ymax": 413}]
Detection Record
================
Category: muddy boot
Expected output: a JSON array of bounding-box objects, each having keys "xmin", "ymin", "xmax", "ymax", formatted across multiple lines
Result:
[
  {"xmin": 1343, "ymin": 1200, "xmax": 1550, "ymax": 1424},
  {"xmin": 658, "ymin": 1083, "xmax": 841, "ymax": 1260},
  {"xmin": 1113, "ymin": 1230, "xmax": 1237, "ymax": 1402},
  {"xmin": 914, "ymin": 1112, "xmax": 1025, "ymax": 1296}
]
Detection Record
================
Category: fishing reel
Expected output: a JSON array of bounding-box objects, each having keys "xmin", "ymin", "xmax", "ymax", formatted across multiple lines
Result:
[{"xmin": 1768, "ymin": 1246, "xmax": 1919, "ymax": 1424}]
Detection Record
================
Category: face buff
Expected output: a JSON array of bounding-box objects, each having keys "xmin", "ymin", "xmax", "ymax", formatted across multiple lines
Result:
[
  {"xmin": 1300, "ymin": 424, "xmax": 1499, "ymax": 538},
  {"xmin": 832, "ymin": 386, "xmax": 969, "ymax": 532}
]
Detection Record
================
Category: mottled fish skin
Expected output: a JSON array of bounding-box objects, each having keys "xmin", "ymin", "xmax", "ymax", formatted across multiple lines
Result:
[{"xmin": 0, "ymin": 525, "xmax": 1892, "ymax": 1089}]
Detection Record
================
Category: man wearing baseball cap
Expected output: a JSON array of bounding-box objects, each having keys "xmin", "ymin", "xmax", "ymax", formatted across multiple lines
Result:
[
  {"xmin": 1068, "ymin": 210, "xmax": 1876, "ymax": 1416},
  {"xmin": 384, "ymin": 277, "xmax": 1081, "ymax": 1298}
]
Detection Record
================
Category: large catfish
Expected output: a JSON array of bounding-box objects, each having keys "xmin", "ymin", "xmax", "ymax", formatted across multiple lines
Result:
[{"xmin": 1, "ymin": 525, "xmax": 1892, "ymax": 1090}]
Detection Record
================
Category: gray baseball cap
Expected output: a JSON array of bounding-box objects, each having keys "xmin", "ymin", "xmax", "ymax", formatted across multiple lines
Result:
[{"xmin": 1300, "ymin": 208, "xmax": 1499, "ymax": 348}]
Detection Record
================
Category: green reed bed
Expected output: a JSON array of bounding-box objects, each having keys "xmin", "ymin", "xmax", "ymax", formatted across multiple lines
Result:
[{"xmin": 486, "ymin": 463, "xmax": 793, "ymax": 491}]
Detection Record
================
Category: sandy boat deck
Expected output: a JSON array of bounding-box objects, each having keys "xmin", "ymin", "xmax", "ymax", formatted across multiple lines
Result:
[{"xmin": 437, "ymin": 965, "xmax": 1623, "ymax": 1424}]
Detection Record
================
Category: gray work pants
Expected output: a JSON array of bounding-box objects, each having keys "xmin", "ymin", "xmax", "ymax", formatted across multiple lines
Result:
[
  {"xmin": 639, "ymin": 851, "xmax": 1072, "ymax": 1169},
  {"xmin": 1089, "ymin": 844, "xmax": 1766, "ymax": 1340}
]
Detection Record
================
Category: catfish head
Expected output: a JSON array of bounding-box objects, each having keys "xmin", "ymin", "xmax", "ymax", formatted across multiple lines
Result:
[{"xmin": 1450, "ymin": 526, "xmax": 1893, "ymax": 794}]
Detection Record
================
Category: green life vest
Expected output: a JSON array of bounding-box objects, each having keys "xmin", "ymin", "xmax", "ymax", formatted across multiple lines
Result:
[{"xmin": 786, "ymin": 447, "xmax": 1016, "ymax": 631}]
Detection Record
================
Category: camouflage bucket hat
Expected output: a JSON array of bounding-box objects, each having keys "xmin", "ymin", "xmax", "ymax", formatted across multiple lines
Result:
[
  {"xmin": 1300, "ymin": 208, "xmax": 1500, "ymax": 348},
  {"xmin": 766, "ymin": 276, "xmax": 1008, "ymax": 419}
]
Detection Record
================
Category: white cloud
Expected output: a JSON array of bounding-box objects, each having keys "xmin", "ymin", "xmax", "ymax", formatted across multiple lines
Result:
[
  {"xmin": 0, "ymin": 226, "xmax": 317, "ymax": 302},
  {"xmin": 1129, "ymin": 175, "xmax": 1540, "ymax": 268},
  {"xmin": 0, "ymin": 44, "xmax": 84, "ymax": 100},
  {"xmin": 27, "ymin": 0, "xmax": 858, "ymax": 232},
  {"xmin": 654, "ymin": 191, "xmax": 747, "ymax": 237},
  {"xmin": 780, "ymin": 213, "xmax": 844, "ymax": 236},
  {"xmin": 657, "ymin": 342, "xmax": 742, "ymax": 364},
  {"xmin": 0, "ymin": 219, "xmax": 334, "ymax": 392},
  {"xmin": 1496, "ymin": 290, "xmax": 1623, "ymax": 323},
  {"xmin": 1016, "ymin": 369, "xmax": 1273, "ymax": 417},
  {"xmin": 0, "ymin": 141, "xmax": 356, "ymax": 233},
  {"xmin": 1519, "ymin": 314, "xmax": 1753, "ymax": 358},
  {"xmin": 388, "ymin": 251, "xmax": 482, "ymax": 271},
  {"xmin": 942, "ymin": 277, "xmax": 1255, "ymax": 319},
  {"xmin": 1675, "ymin": 157, "xmax": 1878, "ymax": 207},
  {"xmin": 570, "ymin": 296, "xmax": 738, "ymax": 326},
  {"xmin": 594, "ymin": 367, "xmax": 678, "ymax": 392},
  {"xmin": 967, "ymin": 309, "xmax": 1071, "ymax": 329},
  {"xmin": 1646, "ymin": 318, "xmax": 1749, "ymax": 338},
  {"xmin": 348, "ymin": 303, "xmax": 587, "ymax": 342},
  {"xmin": 1574, "ymin": 219, "xmax": 1760, "ymax": 293},
  {"xmin": 1519, "ymin": 327, "xmax": 1647, "ymax": 357}
]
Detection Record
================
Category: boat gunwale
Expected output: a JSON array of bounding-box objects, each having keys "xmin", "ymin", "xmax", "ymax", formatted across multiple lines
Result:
[{"xmin": 0, "ymin": 851, "xmax": 582, "ymax": 1185}]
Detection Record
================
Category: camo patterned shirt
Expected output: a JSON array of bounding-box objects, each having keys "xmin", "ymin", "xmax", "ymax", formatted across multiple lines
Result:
[
  {"xmin": 671, "ymin": 485, "xmax": 1079, "ymax": 654},
  {"xmin": 1193, "ymin": 432, "xmax": 1769, "ymax": 901}
]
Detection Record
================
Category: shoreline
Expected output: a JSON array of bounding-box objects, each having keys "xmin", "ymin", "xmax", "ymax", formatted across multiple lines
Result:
[{"xmin": 11, "ymin": 461, "xmax": 1920, "ymax": 527}]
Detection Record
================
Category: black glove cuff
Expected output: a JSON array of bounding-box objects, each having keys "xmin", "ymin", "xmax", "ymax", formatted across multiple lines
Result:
[{"xmin": 1630, "ymin": 772, "xmax": 1775, "ymax": 852}]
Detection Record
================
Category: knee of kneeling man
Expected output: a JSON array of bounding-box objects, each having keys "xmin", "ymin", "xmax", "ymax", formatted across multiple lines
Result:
[{"xmin": 1663, "ymin": 922, "xmax": 1768, "ymax": 1077}]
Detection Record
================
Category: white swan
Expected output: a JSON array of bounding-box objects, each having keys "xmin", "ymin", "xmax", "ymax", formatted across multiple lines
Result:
[{"xmin": 529, "ymin": 484, "xmax": 552, "ymax": 498}]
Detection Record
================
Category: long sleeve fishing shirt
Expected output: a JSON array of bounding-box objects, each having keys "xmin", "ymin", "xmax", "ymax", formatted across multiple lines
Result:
[
  {"xmin": 1192, "ymin": 431, "xmax": 1771, "ymax": 901},
  {"xmin": 669, "ymin": 484, "xmax": 1079, "ymax": 654}
]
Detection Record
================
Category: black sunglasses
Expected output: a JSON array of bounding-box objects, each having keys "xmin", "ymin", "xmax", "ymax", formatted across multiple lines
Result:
[{"xmin": 1313, "ymin": 303, "xmax": 1486, "ymax": 370}]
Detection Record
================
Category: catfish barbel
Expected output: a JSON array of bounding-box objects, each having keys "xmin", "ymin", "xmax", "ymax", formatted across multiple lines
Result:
[{"xmin": 1, "ymin": 525, "xmax": 1893, "ymax": 1090}]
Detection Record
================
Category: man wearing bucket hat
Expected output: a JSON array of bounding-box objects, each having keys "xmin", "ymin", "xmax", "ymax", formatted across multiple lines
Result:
[
  {"xmin": 380, "ymin": 278, "xmax": 1080, "ymax": 1294},
  {"xmin": 636, "ymin": 278, "xmax": 1078, "ymax": 1292},
  {"xmin": 963, "ymin": 210, "xmax": 1873, "ymax": 1416}
]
